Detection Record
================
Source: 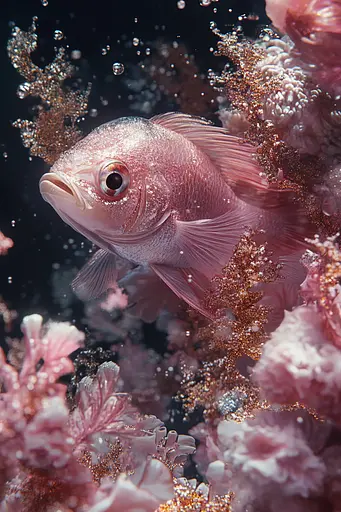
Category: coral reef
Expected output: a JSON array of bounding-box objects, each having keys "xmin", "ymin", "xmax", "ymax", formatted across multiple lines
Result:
[{"xmin": 4, "ymin": 0, "xmax": 341, "ymax": 510}]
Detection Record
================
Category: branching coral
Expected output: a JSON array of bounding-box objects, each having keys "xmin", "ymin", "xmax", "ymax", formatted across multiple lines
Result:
[
  {"xmin": 6, "ymin": 1, "xmax": 341, "ymax": 510},
  {"xmin": 178, "ymin": 231, "xmax": 280, "ymax": 420},
  {"xmin": 0, "ymin": 316, "xmax": 197, "ymax": 511},
  {"xmin": 7, "ymin": 20, "xmax": 90, "ymax": 165},
  {"xmin": 253, "ymin": 236, "xmax": 341, "ymax": 424}
]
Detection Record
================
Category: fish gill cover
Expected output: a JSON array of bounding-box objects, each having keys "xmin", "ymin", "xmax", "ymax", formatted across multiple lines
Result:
[{"xmin": 1, "ymin": 0, "xmax": 341, "ymax": 510}]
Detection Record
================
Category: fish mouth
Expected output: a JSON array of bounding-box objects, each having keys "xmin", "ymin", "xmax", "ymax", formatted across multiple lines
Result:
[{"xmin": 39, "ymin": 172, "xmax": 88, "ymax": 210}]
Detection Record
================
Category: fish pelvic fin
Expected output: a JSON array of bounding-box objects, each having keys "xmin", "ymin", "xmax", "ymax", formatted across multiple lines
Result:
[{"xmin": 72, "ymin": 248, "xmax": 132, "ymax": 301}]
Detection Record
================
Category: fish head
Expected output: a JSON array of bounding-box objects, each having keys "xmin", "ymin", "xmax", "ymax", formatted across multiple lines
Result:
[{"xmin": 39, "ymin": 117, "xmax": 172, "ymax": 248}]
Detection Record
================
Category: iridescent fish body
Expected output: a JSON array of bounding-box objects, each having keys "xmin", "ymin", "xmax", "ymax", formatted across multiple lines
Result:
[{"xmin": 40, "ymin": 113, "xmax": 308, "ymax": 319}]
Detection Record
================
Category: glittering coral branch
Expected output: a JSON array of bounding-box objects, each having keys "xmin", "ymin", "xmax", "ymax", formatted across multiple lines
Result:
[{"xmin": 8, "ymin": 20, "xmax": 91, "ymax": 165}]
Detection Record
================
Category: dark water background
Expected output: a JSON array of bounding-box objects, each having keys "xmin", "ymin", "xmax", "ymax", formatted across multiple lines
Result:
[{"xmin": 0, "ymin": 0, "xmax": 267, "ymax": 342}]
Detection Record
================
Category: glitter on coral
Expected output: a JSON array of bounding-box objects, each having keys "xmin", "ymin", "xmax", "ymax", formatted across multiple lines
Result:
[
  {"xmin": 179, "ymin": 231, "xmax": 280, "ymax": 420},
  {"xmin": 213, "ymin": 27, "xmax": 341, "ymax": 235},
  {"xmin": 158, "ymin": 479, "xmax": 232, "ymax": 512},
  {"xmin": 5, "ymin": 1, "xmax": 341, "ymax": 509},
  {"xmin": 7, "ymin": 19, "xmax": 91, "ymax": 165}
]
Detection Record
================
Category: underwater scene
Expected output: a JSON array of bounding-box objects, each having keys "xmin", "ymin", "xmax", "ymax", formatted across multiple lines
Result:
[{"xmin": 1, "ymin": 0, "xmax": 341, "ymax": 509}]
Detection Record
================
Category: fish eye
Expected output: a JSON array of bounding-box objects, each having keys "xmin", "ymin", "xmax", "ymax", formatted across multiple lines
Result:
[{"xmin": 99, "ymin": 161, "xmax": 130, "ymax": 200}]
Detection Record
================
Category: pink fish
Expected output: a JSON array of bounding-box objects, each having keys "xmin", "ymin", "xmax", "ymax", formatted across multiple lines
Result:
[{"xmin": 39, "ymin": 113, "xmax": 308, "ymax": 320}]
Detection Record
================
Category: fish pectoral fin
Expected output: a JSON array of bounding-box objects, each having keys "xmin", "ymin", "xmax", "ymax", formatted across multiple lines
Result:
[
  {"xmin": 150, "ymin": 263, "xmax": 215, "ymax": 319},
  {"xmin": 175, "ymin": 207, "xmax": 255, "ymax": 277},
  {"xmin": 151, "ymin": 112, "xmax": 293, "ymax": 209},
  {"xmin": 72, "ymin": 248, "xmax": 132, "ymax": 301}
]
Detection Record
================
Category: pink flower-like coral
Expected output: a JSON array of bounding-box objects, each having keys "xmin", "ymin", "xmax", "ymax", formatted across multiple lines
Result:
[
  {"xmin": 0, "ymin": 315, "xmax": 186, "ymax": 510},
  {"xmin": 253, "ymin": 304, "xmax": 341, "ymax": 423},
  {"xmin": 0, "ymin": 314, "xmax": 85, "ymax": 499},
  {"xmin": 0, "ymin": 231, "xmax": 13, "ymax": 256},
  {"xmin": 266, "ymin": 0, "xmax": 341, "ymax": 94},
  {"xmin": 206, "ymin": 412, "xmax": 326, "ymax": 510},
  {"xmin": 88, "ymin": 459, "xmax": 174, "ymax": 512}
]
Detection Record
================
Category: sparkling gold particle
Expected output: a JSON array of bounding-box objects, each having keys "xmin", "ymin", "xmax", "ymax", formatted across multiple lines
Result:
[
  {"xmin": 78, "ymin": 441, "xmax": 124, "ymax": 483},
  {"xmin": 7, "ymin": 20, "xmax": 91, "ymax": 165},
  {"xmin": 158, "ymin": 480, "xmax": 233, "ymax": 512}
]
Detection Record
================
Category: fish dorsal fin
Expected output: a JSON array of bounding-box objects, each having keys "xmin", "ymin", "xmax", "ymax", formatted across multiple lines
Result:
[
  {"xmin": 151, "ymin": 112, "xmax": 288, "ymax": 209},
  {"xmin": 72, "ymin": 249, "xmax": 131, "ymax": 301}
]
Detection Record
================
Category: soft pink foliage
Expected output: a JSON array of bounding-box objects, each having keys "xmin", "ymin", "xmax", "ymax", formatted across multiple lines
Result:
[
  {"xmin": 88, "ymin": 459, "xmax": 173, "ymax": 512},
  {"xmin": 100, "ymin": 287, "xmax": 128, "ymax": 312},
  {"xmin": 20, "ymin": 313, "xmax": 85, "ymax": 384},
  {"xmin": 21, "ymin": 396, "xmax": 73, "ymax": 469},
  {"xmin": 265, "ymin": 0, "xmax": 341, "ymax": 94},
  {"xmin": 205, "ymin": 412, "xmax": 326, "ymax": 510},
  {"xmin": 0, "ymin": 231, "xmax": 13, "ymax": 255},
  {"xmin": 0, "ymin": 315, "xmax": 194, "ymax": 509},
  {"xmin": 0, "ymin": 315, "xmax": 85, "ymax": 496},
  {"xmin": 253, "ymin": 305, "xmax": 341, "ymax": 422},
  {"xmin": 68, "ymin": 361, "xmax": 160, "ymax": 452}
]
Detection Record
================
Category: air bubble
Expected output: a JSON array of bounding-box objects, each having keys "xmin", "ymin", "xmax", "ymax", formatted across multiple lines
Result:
[
  {"xmin": 17, "ymin": 82, "xmax": 30, "ymax": 99},
  {"xmin": 177, "ymin": 0, "xmax": 186, "ymax": 8},
  {"xmin": 71, "ymin": 50, "xmax": 82, "ymax": 60},
  {"xmin": 41, "ymin": 0, "xmax": 48, "ymax": 5},
  {"xmin": 132, "ymin": 37, "xmax": 140, "ymax": 46},
  {"xmin": 112, "ymin": 62, "xmax": 124, "ymax": 75},
  {"xmin": 54, "ymin": 30, "xmax": 64, "ymax": 41}
]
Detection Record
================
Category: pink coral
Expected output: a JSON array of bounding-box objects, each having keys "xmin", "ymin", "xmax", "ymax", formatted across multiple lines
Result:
[
  {"xmin": 0, "ymin": 231, "xmax": 13, "ymax": 255},
  {"xmin": 0, "ymin": 315, "xmax": 192, "ymax": 510},
  {"xmin": 206, "ymin": 412, "xmax": 326, "ymax": 510},
  {"xmin": 0, "ymin": 315, "xmax": 85, "ymax": 498},
  {"xmin": 100, "ymin": 286, "xmax": 128, "ymax": 312},
  {"xmin": 266, "ymin": 0, "xmax": 341, "ymax": 94},
  {"xmin": 88, "ymin": 459, "xmax": 174, "ymax": 512},
  {"xmin": 69, "ymin": 361, "xmax": 162, "ymax": 454},
  {"xmin": 253, "ymin": 305, "xmax": 341, "ymax": 423},
  {"xmin": 21, "ymin": 396, "xmax": 73, "ymax": 469}
]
